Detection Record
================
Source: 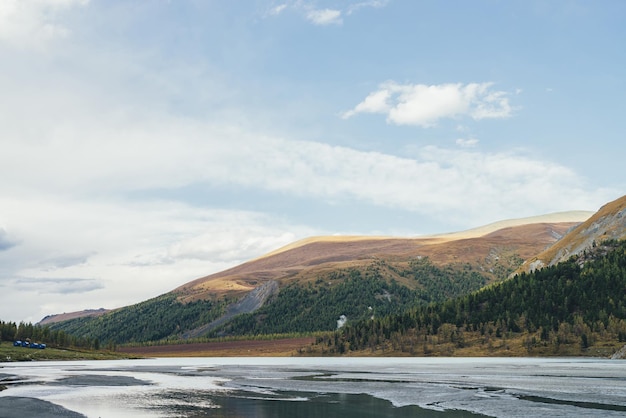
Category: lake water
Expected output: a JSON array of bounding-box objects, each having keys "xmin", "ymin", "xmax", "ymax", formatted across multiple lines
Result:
[{"xmin": 1, "ymin": 357, "xmax": 626, "ymax": 417}]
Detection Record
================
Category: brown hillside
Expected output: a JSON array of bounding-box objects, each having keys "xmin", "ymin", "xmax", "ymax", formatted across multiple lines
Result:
[
  {"xmin": 175, "ymin": 213, "xmax": 590, "ymax": 302},
  {"xmin": 519, "ymin": 194, "xmax": 626, "ymax": 274}
]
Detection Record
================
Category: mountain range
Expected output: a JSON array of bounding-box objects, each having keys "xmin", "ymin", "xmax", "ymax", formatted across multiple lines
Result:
[
  {"xmin": 41, "ymin": 194, "xmax": 626, "ymax": 354},
  {"xmin": 41, "ymin": 212, "xmax": 590, "ymax": 329}
]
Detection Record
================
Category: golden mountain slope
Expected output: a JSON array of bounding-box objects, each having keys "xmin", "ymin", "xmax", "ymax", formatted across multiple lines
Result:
[
  {"xmin": 175, "ymin": 211, "xmax": 592, "ymax": 302},
  {"xmin": 519, "ymin": 194, "xmax": 626, "ymax": 274}
]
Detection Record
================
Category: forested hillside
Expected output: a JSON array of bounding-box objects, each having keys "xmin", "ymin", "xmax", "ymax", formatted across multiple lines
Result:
[
  {"xmin": 48, "ymin": 293, "xmax": 229, "ymax": 345},
  {"xmin": 211, "ymin": 258, "xmax": 488, "ymax": 336},
  {"xmin": 323, "ymin": 240, "xmax": 626, "ymax": 356},
  {"xmin": 49, "ymin": 257, "xmax": 493, "ymax": 345}
]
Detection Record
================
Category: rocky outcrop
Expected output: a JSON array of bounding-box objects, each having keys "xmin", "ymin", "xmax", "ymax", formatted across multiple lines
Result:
[
  {"xmin": 611, "ymin": 344, "xmax": 626, "ymax": 360},
  {"xmin": 180, "ymin": 280, "xmax": 279, "ymax": 339},
  {"xmin": 518, "ymin": 195, "xmax": 626, "ymax": 274}
]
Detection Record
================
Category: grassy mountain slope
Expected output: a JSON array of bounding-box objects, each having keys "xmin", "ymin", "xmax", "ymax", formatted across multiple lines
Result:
[{"xmin": 175, "ymin": 214, "xmax": 588, "ymax": 303}]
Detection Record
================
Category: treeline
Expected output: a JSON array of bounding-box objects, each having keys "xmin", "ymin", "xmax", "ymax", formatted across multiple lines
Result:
[
  {"xmin": 211, "ymin": 259, "xmax": 490, "ymax": 337},
  {"xmin": 0, "ymin": 320, "xmax": 101, "ymax": 350},
  {"xmin": 49, "ymin": 293, "xmax": 228, "ymax": 345},
  {"xmin": 329, "ymin": 240, "xmax": 626, "ymax": 354}
]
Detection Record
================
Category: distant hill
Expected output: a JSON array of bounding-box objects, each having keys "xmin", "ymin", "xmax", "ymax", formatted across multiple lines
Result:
[
  {"xmin": 38, "ymin": 308, "xmax": 110, "ymax": 326},
  {"xmin": 45, "ymin": 211, "xmax": 591, "ymax": 344}
]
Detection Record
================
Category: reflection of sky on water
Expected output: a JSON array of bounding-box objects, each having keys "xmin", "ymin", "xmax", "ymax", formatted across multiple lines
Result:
[{"xmin": 1, "ymin": 358, "xmax": 626, "ymax": 417}]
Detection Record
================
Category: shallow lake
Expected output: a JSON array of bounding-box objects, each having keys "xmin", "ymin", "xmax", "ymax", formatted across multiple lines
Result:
[{"xmin": 1, "ymin": 357, "xmax": 626, "ymax": 417}]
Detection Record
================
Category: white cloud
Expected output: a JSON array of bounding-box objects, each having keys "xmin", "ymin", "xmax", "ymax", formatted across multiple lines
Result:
[
  {"xmin": 267, "ymin": 1, "xmax": 386, "ymax": 25},
  {"xmin": 347, "ymin": 0, "xmax": 390, "ymax": 15},
  {"xmin": 0, "ymin": 0, "xmax": 89, "ymax": 48},
  {"xmin": 342, "ymin": 89, "xmax": 390, "ymax": 118},
  {"xmin": 471, "ymin": 88, "xmax": 512, "ymax": 120},
  {"xmin": 0, "ymin": 100, "xmax": 611, "ymax": 231},
  {"xmin": 13, "ymin": 277, "xmax": 104, "ymax": 294},
  {"xmin": 306, "ymin": 8, "xmax": 342, "ymax": 25},
  {"xmin": 343, "ymin": 82, "xmax": 514, "ymax": 127},
  {"xmin": 269, "ymin": 4, "xmax": 288, "ymax": 15},
  {"xmin": 456, "ymin": 138, "xmax": 479, "ymax": 148}
]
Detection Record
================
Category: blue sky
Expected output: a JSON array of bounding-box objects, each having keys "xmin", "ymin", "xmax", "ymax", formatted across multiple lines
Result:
[{"xmin": 0, "ymin": 0, "xmax": 624, "ymax": 322}]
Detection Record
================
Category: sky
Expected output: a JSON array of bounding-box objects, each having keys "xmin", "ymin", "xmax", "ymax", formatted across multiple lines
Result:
[{"xmin": 0, "ymin": 0, "xmax": 624, "ymax": 323}]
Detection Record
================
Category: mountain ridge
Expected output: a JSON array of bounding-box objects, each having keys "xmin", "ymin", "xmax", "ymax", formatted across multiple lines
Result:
[
  {"xmin": 174, "ymin": 211, "xmax": 591, "ymax": 303},
  {"xmin": 256, "ymin": 210, "xmax": 593, "ymax": 260},
  {"xmin": 518, "ymin": 195, "xmax": 626, "ymax": 274}
]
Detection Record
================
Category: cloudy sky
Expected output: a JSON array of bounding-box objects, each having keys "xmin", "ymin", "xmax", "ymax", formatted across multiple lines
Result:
[{"xmin": 1, "ymin": 0, "xmax": 624, "ymax": 323}]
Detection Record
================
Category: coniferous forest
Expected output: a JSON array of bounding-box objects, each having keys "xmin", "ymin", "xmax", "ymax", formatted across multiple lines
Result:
[
  {"xmin": 321, "ymin": 240, "xmax": 626, "ymax": 356},
  {"xmin": 212, "ymin": 258, "xmax": 488, "ymax": 337}
]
